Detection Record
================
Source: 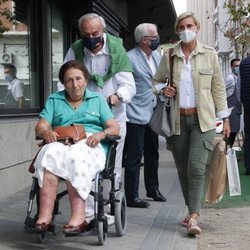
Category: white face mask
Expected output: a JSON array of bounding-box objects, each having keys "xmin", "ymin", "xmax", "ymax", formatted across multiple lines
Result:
[{"xmin": 179, "ymin": 29, "xmax": 196, "ymax": 43}]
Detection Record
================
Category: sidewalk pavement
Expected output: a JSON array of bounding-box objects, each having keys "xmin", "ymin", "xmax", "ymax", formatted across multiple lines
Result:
[{"xmin": 0, "ymin": 137, "xmax": 198, "ymax": 250}]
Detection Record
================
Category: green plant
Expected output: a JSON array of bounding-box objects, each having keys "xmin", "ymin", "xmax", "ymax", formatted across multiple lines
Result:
[{"xmin": 223, "ymin": 0, "xmax": 250, "ymax": 58}]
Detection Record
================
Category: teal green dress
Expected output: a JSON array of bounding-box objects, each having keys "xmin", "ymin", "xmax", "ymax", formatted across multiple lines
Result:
[{"xmin": 34, "ymin": 89, "xmax": 115, "ymax": 200}]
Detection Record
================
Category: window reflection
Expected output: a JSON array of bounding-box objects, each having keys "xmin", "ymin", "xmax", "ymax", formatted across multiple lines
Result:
[
  {"xmin": 51, "ymin": 5, "xmax": 64, "ymax": 92},
  {"xmin": 0, "ymin": 0, "xmax": 31, "ymax": 110}
]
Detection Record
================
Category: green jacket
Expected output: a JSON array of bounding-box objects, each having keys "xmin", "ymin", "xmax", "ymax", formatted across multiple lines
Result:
[{"xmin": 71, "ymin": 33, "xmax": 133, "ymax": 88}]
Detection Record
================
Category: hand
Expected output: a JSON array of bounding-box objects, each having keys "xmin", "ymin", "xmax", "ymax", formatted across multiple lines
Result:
[
  {"xmin": 42, "ymin": 130, "xmax": 58, "ymax": 144},
  {"xmin": 86, "ymin": 134, "xmax": 102, "ymax": 148},
  {"xmin": 108, "ymin": 94, "xmax": 121, "ymax": 106},
  {"xmin": 161, "ymin": 85, "xmax": 176, "ymax": 98},
  {"xmin": 222, "ymin": 119, "xmax": 231, "ymax": 138}
]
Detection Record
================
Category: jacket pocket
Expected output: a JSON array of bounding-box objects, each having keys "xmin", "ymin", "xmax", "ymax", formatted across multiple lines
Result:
[
  {"xmin": 199, "ymin": 68, "xmax": 213, "ymax": 75},
  {"xmin": 199, "ymin": 68, "xmax": 213, "ymax": 89}
]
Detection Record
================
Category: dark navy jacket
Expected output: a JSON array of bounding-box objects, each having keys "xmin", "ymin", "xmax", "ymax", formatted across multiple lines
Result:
[{"xmin": 240, "ymin": 56, "xmax": 250, "ymax": 104}]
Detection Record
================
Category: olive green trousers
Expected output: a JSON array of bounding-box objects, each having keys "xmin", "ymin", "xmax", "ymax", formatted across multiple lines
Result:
[{"xmin": 167, "ymin": 114, "xmax": 215, "ymax": 214}]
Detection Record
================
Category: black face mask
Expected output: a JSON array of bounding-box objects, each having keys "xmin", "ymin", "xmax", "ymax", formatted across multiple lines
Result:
[
  {"xmin": 82, "ymin": 36, "xmax": 103, "ymax": 51},
  {"xmin": 149, "ymin": 37, "xmax": 160, "ymax": 51}
]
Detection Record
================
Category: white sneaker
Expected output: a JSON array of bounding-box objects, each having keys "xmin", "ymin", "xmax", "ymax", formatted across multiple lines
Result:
[
  {"xmin": 106, "ymin": 214, "xmax": 115, "ymax": 226},
  {"xmin": 85, "ymin": 214, "xmax": 114, "ymax": 226},
  {"xmin": 85, "ymin": 214, "xmax": 94, "ymax": 224},
  {"xmin": 187, "ymin": 218, "xmax": 201, "ymax": 235}
]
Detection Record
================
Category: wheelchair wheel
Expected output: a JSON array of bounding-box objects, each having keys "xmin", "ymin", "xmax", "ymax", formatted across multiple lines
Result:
[
  {"xmin": 114, "ymin": 191, "xmax": 127, "ymax": 236},
  {"xmin": 37, "ymin": 231, "xmax": 48, "ymax": 243},
  {"xmin": 97, "ymin": 221, "xmax": 107, "ymax": 245}
]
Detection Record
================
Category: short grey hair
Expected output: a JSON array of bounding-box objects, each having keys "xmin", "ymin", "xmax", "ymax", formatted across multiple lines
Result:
[
  {"xmin": 134, "ymin": 23, "xmax": 157, "ymax": 43},
  {"xmin": 78, "ymin": 13, "xmax": 106, "ymax": 33}
]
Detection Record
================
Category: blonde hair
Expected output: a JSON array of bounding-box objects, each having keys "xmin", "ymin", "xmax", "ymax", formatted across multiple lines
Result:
[{"xmin": 174, "ymin": 12, "xmax": 200, "ymax": 33}]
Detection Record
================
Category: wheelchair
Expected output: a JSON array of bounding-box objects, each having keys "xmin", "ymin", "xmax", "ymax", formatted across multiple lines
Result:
[{"xmin": 24, "ymin": 135, "xmax": 127, "ymax": 245}]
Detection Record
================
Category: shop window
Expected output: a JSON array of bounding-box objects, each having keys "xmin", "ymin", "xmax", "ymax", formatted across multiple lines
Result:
[
  {"xmin": 51, "ymin": 5, "xmax": 64, "ymax": 92},
  {"xmin": 0, "ymin": 0, "xmax": 39, "ymax": 114}
]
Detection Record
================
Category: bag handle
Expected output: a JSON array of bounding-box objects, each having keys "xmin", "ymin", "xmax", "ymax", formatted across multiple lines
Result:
[
  {"xmin": 71, "ymin": 124, "xmax": 80, "ymax": 141},
  {"xmin": 224, "ymin": 137, "xmax": 232, "ymax": 154},
  {"xmin": 168, "ymin": 48, "xmax": 174, "ymax": 87}
]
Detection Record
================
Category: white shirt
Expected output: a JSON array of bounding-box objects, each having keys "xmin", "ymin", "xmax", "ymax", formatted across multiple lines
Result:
[
  {"xmin": 8, "ymin": 78, "xmax": 24, "ymax": 101},
  {"xmin": 57, "ymin": 33, "xmax": 135, "ymax": 125},
  {"xmin": 224, "ymin": 73, "xmax": 237, "ymax": 98},
  {"xmin": 140, "ymin": 49, "xmax": 157, "ymax": 75},
  {"xmin": 140, "ymin": 49, "xmax": 157, "ymax": 107},
  {"xmin": 179, "ymin": 49, "xmax": 196, "ymax": 109}
]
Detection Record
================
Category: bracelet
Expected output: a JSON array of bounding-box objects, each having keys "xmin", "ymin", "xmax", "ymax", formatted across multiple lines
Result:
[
  {"xmin": 223, "ymin": 118, "xmax": 229, "ymax": 122},
  {"xmin": 103, "ymin": 129, "xmax": 109, "ymax": 137},
  {"xmin": 115, "ymin": 92, "xmax": 123, "ymax": 102}
]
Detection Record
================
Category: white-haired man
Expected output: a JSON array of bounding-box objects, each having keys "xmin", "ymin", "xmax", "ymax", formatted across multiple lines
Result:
[
  {"xmin": 123, "ymin": 23, "xmax": 166, "ymax": 208},
  {"xmin": 58, "ymin": 13, "xmax": 135, "ymax": 220}
]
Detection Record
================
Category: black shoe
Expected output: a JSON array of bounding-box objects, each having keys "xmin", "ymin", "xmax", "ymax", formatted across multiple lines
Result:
[
  {"xmin": 245, "ymin": 170, "xmax": 250, "ymax": 175},
  {"xmin": 146, "ymin": 190, "xmax": 166, "ymax": 202},
  {"xmin": 126, "ymin": 197, "xmax": 150, "ymax": 208}
]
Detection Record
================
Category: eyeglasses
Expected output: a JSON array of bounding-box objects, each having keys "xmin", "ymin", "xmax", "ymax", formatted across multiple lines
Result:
[{"xmin": 144, "ymin": 35, "xmax": 160, "ymax": 40}]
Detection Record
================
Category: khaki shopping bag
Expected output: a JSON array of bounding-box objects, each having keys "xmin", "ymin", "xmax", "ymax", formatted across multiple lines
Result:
[{"xmin": 205, "ymin": 139, "xmax": 227, "ymax": 204}]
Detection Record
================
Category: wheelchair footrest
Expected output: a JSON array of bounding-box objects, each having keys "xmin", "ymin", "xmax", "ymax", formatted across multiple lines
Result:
[{"xmin": 64, "ymin": 227, "xmax": 96, "ymax": 237}]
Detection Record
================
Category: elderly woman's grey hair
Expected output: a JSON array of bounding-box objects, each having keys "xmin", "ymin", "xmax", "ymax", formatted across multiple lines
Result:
[
  {"xmin": 134, "ymin": 23, "xmax": 157, "ymax": 43},
  {"xmin": 174, "ymin": 12, "xmax": 200, "ymax": 33},
  {"xmin": 78, "ymin": 13, "xmax": 106, "ymax": 32}
]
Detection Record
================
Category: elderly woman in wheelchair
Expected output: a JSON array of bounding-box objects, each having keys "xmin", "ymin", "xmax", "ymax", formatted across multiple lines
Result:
[{"xmin": 31, "ymin": 60, "xmax": 120, "ymax": 236}]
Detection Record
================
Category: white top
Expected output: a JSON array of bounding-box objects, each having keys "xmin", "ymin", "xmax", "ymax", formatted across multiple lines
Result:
[
  {"xmin": 224, "ymin": 73, "xmax": 237, "ymax": 98},
  {"xmin": 8, "ymin": 78, "xmax": 24, "ymax": 101},
  {"xmin": 179, "ymin": 49, "xmax": 196, "ymax": 109},
  {"xmin": 58, "ymin": 33, "xmax": 136, "ymax": 125},
  {"xmin": 140, "ymin": 49, "xmax": 157, "ymax": 75},
  {"xmin": 140, "ymin": 48, "xmax": 157, "ymax": 107}
]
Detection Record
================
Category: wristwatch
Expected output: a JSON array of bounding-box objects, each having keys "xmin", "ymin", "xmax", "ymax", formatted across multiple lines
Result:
[
  {"xmin": 115, "ymin": 92, "xmax": 123, "ymax": 102},
  {"xmin": 223, "ymin": 117, "xmax": 229, "ymax": 122}
]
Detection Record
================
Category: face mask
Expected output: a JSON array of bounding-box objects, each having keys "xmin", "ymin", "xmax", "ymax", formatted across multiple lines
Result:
[
  {"xmin": 4, "ymin": 73, "xmax": 14, "ymax": 82},
  {"xmin": 233, "ymin": 66, "xmax": 239, "ymax": 75},
  {"xmin": 179, "ymin": 29, "xmax": 196, "ymax": 43},
  {"xmin": 82, "ymin": 36, "xmax": 103, "ymax": 51},
  {"xmin": 149, "ymin": 37, "xmax": 160, "ymax": 51}
]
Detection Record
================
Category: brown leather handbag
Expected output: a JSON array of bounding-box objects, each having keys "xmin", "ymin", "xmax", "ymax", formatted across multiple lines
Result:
[
  {"xmin": 53, "ymin": 124, "xmax": 86, "ymax": 145},
  {"xmin": 29, "ymin": 124, "xmax": 86, "ymax": 173}
]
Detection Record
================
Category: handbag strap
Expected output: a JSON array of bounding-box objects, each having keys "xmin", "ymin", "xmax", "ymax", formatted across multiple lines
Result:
[
  {"xmin": 72, "ymin": 124, "xmax": 79, "ymax": 141},
  {"xmin": 169, "ymin": 48, "xmax": 174, "ymax": 86}
]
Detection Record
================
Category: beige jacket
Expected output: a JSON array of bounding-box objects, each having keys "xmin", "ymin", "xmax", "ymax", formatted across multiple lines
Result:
[{"xmin": 153, "ymin": 41, "xmax": 228, "ymax": 134}]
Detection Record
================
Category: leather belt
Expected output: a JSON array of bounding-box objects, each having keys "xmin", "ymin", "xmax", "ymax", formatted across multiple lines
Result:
[{"xmin": 180, "ymin": 108, "xmax": 197, "ymax": 115}]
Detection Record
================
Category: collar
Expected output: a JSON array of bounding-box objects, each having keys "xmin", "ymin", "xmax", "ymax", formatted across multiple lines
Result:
[
  {"xmin": 51, "ymin": 88, "xmax": 99, "ymax": 101},
  {"xmin": 8, "ymin": 78, "xmax": 17, "ymax": 86},
  {"xmin": 139, "ymin": 47, "xmax": 152, "ymax": 59},
  {"xmin": 173, "ymin": 40, "xmax": 206, "ymax": 58}
]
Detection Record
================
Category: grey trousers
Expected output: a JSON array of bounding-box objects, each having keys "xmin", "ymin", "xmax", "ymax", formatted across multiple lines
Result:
[{"xmin": 167, "ymin": 114, "xmax": 215, "ymax": 214}]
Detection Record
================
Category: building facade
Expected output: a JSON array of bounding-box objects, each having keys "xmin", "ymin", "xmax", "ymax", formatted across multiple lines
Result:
[{"xmin": 186, "ymin": 0, "xmax": 250, "ymax": 77}]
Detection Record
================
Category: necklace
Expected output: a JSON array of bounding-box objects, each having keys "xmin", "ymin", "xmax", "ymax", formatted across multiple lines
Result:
[{"xmin": 67, "ymin": 98, "xmax": 83, "ymax": 110}]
